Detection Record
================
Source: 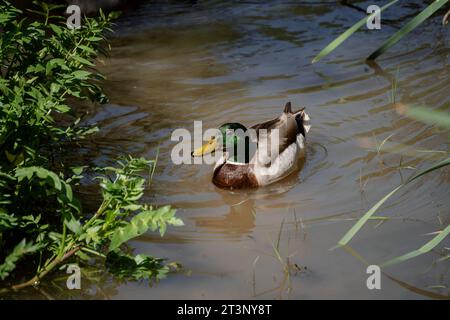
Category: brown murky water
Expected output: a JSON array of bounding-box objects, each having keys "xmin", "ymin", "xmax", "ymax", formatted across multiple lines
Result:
[{"xmin": 23, "ymin": 1, "xmax": 450, "ymax": 299}]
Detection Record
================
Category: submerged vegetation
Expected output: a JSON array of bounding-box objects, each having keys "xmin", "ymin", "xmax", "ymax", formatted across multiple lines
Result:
[{"xmin": 0, "ymin": 1, "xmax": 182, "ymax": 293}]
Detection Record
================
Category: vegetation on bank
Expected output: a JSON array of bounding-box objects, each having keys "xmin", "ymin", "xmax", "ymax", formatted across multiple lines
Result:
[{"xmin": 0, "ymin": 1, "xmax": 182, "ymax": 293}]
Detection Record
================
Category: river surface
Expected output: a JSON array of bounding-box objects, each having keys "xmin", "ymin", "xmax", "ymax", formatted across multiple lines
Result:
[{"xmin": 35, "ymin": 0, "xmax": 450, "ymax": 299}]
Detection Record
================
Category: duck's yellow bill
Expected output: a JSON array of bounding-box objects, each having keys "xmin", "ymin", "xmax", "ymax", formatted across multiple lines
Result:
[{"xmin": 191, "ymin": 137, "xmax": 218, "ymax": 157}]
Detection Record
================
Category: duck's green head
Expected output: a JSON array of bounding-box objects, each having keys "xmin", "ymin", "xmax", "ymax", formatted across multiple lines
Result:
[{"xmin": 191, "ymin": 122, "xmax": 251, "ymax": 163}]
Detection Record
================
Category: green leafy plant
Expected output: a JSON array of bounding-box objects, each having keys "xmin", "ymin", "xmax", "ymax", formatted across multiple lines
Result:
[{"xmin": 0, "ymin": 1, "xmax": 182, "ymax": 293}]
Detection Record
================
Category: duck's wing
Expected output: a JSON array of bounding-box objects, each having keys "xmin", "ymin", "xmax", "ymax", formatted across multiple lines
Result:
[
  {"xmin": 250, "ymin": 117, "xmax": 281, "ymax": 132},
  {"xmin": 250, "ymin": 102, "xmax": 308, "ymax": 166},
  {"xmin": 250, "ymin": 114, "xmax": 299, "ymax": 162}
]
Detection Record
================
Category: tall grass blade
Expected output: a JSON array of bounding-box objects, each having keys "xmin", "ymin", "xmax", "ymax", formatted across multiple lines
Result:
[
  {"xmin": 337, "ymin": 186, "xmax": 401, "ymax": 247},
  {"xmin": 381, "ymin": 224, "xmax": 450, "ymax": 267},
  {"xmin": 337, "ymin": 157, "xmax": 450, "ymax": 247},
  {"xmin": 368, "ymin": 0, "xmax": 449, "ymax": 60},
  {"xmin": 312, "ymin": 0, "xmax": 399, "ymax": 63},
  {"xmin": 406, "ymin": 158, "xmax": 450, "ymax": 183},
  {"xmin": 276, "ymin": 218, "xmax": 285, "ymax": 251},
  {"xmin": 404, "ymin": 106, "xmax": 450, "ymax": 129}
]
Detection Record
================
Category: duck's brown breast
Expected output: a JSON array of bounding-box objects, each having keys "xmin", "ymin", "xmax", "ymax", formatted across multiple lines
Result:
[{"xmin": 212, "ymin": 163, "xmax": 259, "ymax": 189}]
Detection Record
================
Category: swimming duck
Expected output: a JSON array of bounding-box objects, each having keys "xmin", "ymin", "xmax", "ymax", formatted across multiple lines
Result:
[{"xmin": 192, "ymin": 102, "xmax": 311, "ymax": 189}]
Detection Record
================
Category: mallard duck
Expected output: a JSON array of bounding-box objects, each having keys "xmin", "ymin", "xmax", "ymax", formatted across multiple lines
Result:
[{"xmin": 192, "ymin": 102, "xmax": 311, "ymax": 189}]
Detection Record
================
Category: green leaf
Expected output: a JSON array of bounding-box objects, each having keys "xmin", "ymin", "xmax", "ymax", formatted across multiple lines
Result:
[
  {"xmin": 82, "ymin": 226, "xmax": 102, "ymax": 245},
  {"xmin": 64, "ymin": 215, "xmax": 81, "ymax": 234},
  {"xmin": 49, "ymin": 23, "xmax": 63, "ymax": 36},
  {"xmin": 46, "ymin": 58, "xmax": 69, "ymax": 74},
  {"xmin": 381, "ymin": 224, "xmax": 450, "ymax": 267},
  {"xmin": 0, "ymin": 211, "xmax": 18, "ymax": 232},
  {"xmin": 26, "ymin": 64, "xmax": 45, "ymax": 74},
  {"xmin": 75, "ymin": 250, "xmax": 91, "ymax": 261},
  {"xmin": 336, "ymin": 157, "xmax": 450, "ymax": 247},
  {"xmin": 43, "ymin": 171, "xmax": 62, "ymax": 191},
  {"xmin": 50, "ymin": 82, "xmax": 61, "ymax": 94},
  {"xmin": 71, "ymin": 166, "xmax": 85, "ymax": 176},
  {"xmin": 15, "ymin": 167, "xmax": 35, "ymax": 181},
  {"xmin": 108, "ymin": 206, "xmax": 182, "ymax": 252},
  {"xmin": 0, "ymin": 239, "xmax": 41, "ymax": 280},
  {"xmin": 15, "ymin": 166, "xmax": 62, "ymax": 191},
  {"xmin": 54, "ymin": 103, "xmax": 71, "ymax": 113},
  {"xmin": 72, "ymin": 55, "xmax": 95, "ymax": 67},
  {"xmin": 14, "ymin": 167, "xmax": 75, "ymax": 204},
  {"xmin": 312, "ymin": 0, "xmax": 399, "ymax": 63},
  {"xmin": 72, "ymin": 70, "xmax": 92, "ymax": 80},
  {"xmin": 87, "ymin": 36, "xmax": 103, "ymax": 42},
  {"xmin": 61, "ymin": 181, "xmax": 73, "ymax": 202},
  {"xmin": 78, "ymin": 45, "xmax": 96, "ymax": 54},
  {"xmin": 368, "ymin": 0, "xmax": 449, "ymax": 60}
]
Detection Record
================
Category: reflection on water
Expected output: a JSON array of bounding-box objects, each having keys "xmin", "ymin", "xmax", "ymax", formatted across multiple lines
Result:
[{"xmin": 22, "ymin": 0, "xmax": 450, "ymax": 299}]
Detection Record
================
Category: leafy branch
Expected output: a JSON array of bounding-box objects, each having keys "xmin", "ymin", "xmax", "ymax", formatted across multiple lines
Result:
[{"xmin": 0, "ymin": 2, "xmax": 183, "ymax": 294}]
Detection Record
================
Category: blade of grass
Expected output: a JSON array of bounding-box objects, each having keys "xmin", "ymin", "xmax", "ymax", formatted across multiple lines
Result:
[
  {"xmin": 377, "ymin": 133, "xmax": 395, "ymax": 154},
  {"xmin": 368, "ymin": 0, "xmax": 449, "ymax": 60},
  {"xmin": 383, "ymin": 272, "xmax": 450, "ymax": 299},
  {"xmin": 312, "ymin": 0, "xmax": 399, "ymax": 63},
  {"xmin": 404, "ymin": 106, "xmax": 450, "ymax": 129},
  {"xmin": 343, "ymin": 245, "xmax": 450, "ymax": 299},
  {"xmin": 335, "ymin": 186, "xmax": 402, "ymax": 248},
  {"xmin": 148, "ymin": 147, "xmax": 159, "ymax": 186},
  {"xmin": 276, "ymin": 218, "xmax": 285, "ymax": 251},
  {"xmin": 381, "ymin": 224, "xmax": 450, "ymax": 267},
  {"xmin": 437, "ymin": 254, "xmax": 450, "ymax": 262},
  {"xmin": 336, "ymin": 157, "xmax": 450, "ymax": 247}
]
